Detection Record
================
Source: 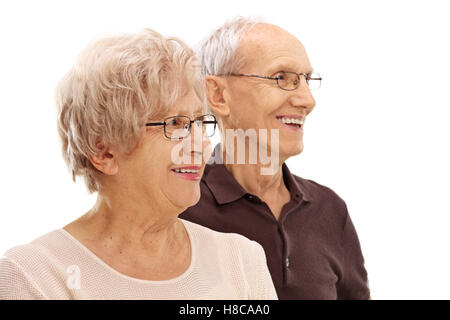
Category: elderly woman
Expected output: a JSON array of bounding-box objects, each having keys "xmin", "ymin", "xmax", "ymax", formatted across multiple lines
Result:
[{"xmin": 0, "ymin": 29, "xmax": 277, "ymax": 300}]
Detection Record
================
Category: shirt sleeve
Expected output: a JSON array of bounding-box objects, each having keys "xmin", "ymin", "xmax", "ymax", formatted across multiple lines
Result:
[
  {"xmin": 248, "ymin": 241, "xmax": 278, "ymax": 300},
  {"xmin": 0, "ymin": 256, "xmax": 47, "ymax": 300},
  {"xmin": 336, "ymin": 209, "xmax": 371, "ymax": 300}
]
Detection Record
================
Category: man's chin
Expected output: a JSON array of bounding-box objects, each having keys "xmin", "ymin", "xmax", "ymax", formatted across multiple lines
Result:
[{"xmin": 280, "ymin": 143, "xmax": 304, "ymax": 158}]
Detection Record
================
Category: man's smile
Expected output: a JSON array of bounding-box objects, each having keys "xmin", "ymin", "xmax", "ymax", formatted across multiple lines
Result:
[{"xmin": 276, "ymin": 115, "xmax": 304, "ymax": 131}]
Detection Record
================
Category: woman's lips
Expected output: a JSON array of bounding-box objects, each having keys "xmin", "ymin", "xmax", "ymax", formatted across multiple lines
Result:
[{"xmin": 171, "ymin": 166, "xmax": 201, "ymax": 181}]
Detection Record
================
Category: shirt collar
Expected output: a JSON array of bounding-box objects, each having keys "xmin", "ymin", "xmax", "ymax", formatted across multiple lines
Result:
[
  {"xmin": 203, "ymin": 143, "xmax": 312, "ymax": 205},
  {"xmin": 281, "ymin": 161, "xmax": 312, "ymax": 203}
]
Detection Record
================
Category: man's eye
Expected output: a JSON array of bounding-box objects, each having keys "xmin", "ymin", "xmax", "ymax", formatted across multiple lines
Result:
[{"xmin": 273, "ymin": 71, "xmax": 286, "ymax": 79}]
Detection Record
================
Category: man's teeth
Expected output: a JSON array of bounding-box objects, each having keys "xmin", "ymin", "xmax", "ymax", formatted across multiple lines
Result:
[
  {"xmin": 173, "ymin": 169, "xmax": 198, "ymax": 173},
  {"xmin": 278, "ymin": 117, "xmax": 304, "ymax": 125}
]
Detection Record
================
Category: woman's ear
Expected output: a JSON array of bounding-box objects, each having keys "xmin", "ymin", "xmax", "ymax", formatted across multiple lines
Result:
[
  {"xmin": 204, "ymin": 75, "xmax": 230, "ymax": 117},
  {"xmin": 88, "ymin": 144, "xmax": 119, "ymax": 175}
]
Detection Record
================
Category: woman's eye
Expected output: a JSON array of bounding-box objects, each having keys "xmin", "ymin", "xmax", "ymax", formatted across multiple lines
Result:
[{"xmin": 167, "ymin": 118, "xmax": 183, "ymax": 127}]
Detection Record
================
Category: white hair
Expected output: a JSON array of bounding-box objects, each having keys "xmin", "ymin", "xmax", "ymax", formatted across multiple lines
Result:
[
  {"xmin": 196, "ymin": 16, "xmax": 265, "ymax": 77},
  {"xmin": 56, "ymin": 29, "xmax": 202, "ymax": 193}
]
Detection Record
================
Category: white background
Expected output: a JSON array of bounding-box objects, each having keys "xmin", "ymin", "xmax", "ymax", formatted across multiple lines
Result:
[{"xmin": 0, "ymin": 0, "xmax": 449, "ymax": 299}]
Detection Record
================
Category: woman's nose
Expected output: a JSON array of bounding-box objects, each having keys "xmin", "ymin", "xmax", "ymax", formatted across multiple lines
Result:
[{"xmin": 181, "ymin": 121, "xmax": 207, "ymax": 164}]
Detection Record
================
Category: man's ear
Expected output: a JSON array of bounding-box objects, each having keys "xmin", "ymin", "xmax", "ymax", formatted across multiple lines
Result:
[
  {"xmin": 204, "ymin": 75, "xmax": 231, "ymax": 117},
  {"xmin": 88, "ymin": 144, "xmax": 119, "ymax": 175}
]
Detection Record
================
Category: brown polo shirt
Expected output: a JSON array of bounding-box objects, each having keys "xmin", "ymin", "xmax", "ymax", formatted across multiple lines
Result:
[{"xmin": 179, "ymin": 144, "xmax": 370, "ymax": 300}]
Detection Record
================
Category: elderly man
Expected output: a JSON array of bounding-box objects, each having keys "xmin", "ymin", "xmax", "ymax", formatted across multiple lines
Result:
[{"xmin": 180, "ymin": 17, "xmax": 370, "ymax": 300}]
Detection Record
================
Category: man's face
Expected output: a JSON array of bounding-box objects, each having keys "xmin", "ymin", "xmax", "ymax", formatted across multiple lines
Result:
[{"xmin": 225, "ymin": 23, "xmax": 316, "ymax": 160}]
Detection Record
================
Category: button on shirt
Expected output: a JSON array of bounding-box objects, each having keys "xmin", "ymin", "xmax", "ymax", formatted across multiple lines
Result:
[
  {"xmin": 180, "ymin": 145, "xmax": 370, "ymax": 300},
  {"xmin": 285, "ymin": 258, "xmax": 290, "ymax": 268}
]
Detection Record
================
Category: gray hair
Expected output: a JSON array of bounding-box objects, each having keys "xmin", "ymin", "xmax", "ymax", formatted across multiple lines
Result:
[
  {"xmin": 196, "ymin": 17, "xmax": 265, "ymax": 145},
  {"xmin": 196, "ymin": 16, "xmax": 265, "ymax": 77},
  {"xmin": 56, "ymin": 29, "xmax": 202, "ymax": 193}
]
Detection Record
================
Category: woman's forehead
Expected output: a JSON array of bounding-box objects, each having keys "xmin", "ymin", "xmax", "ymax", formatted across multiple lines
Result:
[{"xmin": 168, "ymin": 89, "xmax": 204, "ymax": 114}]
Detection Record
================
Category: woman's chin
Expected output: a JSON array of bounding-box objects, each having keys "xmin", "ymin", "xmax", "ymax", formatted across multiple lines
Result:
[{"xmin": 173, "ymin": 189, "xmax": 201, "ymax": 211}]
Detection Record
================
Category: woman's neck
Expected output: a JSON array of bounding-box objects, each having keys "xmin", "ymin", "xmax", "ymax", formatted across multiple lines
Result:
[{"xmin": 69, "ymin": 192, "xmax": 186, "ymax": 255}]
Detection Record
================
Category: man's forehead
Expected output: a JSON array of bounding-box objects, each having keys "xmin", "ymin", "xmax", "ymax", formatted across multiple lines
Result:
[
  {"xmin": 238, "ymin": 23, "xmax": 311, "ymax": 72},
  {"xmin": 243, "ymin": 23, "xmax": 298, "ymax": 42}
]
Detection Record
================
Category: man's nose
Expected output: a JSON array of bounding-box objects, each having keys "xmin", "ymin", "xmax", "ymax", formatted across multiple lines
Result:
[{"xmin": 289, "ymin": 76, "xmax": 316, "ymax": 113}]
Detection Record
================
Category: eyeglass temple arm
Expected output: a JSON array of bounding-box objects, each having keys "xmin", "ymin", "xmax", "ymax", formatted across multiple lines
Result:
[
  {"xmin": 234, "ymin": 73, "xmax": 278, "ymax": 80},
  {"xmin": 201, "ymin": 121, "xmax": 217, "ymax": 124},
  {"xmin": 191, "ymin": 119, "xmax": 217, "ymax": 124}
]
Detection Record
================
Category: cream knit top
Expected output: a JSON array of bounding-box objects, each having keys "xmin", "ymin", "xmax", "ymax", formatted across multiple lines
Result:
[{"xmin": 0, "ymin": 219, "xmax": 277, "ymax": 300}]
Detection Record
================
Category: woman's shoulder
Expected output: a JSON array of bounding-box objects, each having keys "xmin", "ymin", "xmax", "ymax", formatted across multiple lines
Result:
[
  {"xmin": 179, "ymin": 218, "xmax": 276, "ymax": 300},
  {"xmin": 4, "ymin": 230, "xmax": 57, "ymax": 259},
  {"xmin": 180, "ymin": 218, "xmax": 264, "ymax": 257},
  {"xmin": 1, "ymin": 228, "xmax": 89, "ymax": 283},
  {"xmin": 0, "ymin": 229, "xmax": 76, "ymax": 300}
]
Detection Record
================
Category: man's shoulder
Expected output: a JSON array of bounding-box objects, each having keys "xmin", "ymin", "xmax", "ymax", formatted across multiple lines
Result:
[
  {"xmin": 290, "ymin": 175, "xmax": 356, "ymax": 243},
  {"xmin": 293, "ymin": 175, "xmax": 349, "ymax": 226},
  {"xmin": 292, "ymin": 174, "xmax": 345, "ymax": 206}
]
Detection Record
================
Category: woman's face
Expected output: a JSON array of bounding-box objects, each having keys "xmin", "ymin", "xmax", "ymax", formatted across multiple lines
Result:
[{"xmin": 114, "ymin": 89, "xmax": 212, "ymax": 212}]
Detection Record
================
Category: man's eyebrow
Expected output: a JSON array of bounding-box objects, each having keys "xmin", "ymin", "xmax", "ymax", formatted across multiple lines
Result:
[{"xmin": 267, "ymin": 63, "xmax": 314, "ymax": 74}]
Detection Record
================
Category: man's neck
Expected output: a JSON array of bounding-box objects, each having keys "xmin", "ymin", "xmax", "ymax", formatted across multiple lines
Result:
[{"xmin": 224, "ymin": 161, "xmax": 286, "ymax": 198}]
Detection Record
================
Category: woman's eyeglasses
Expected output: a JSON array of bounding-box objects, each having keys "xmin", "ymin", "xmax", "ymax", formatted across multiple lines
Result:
[{"xmin": 146, "ymin": 114, "xmax": 217, "ymax": 140}]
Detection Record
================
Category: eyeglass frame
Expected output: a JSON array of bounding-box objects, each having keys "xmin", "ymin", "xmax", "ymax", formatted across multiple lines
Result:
[
  {"xmin": 219, "ymin": 71, "xmax": 322, "ymax": 91},
  {"xmin": 145, "ymin": 114, "xmax": 217, "ymax": 140}
]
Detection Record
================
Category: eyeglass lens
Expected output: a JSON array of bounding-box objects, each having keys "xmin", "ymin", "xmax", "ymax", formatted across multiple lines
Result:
[
  {"xmin": 277, "ymin": 72, "xmax": 321, "ymax": 90},
  {"xmin": 164, "ymin": 115, "xmax": 216, "ymax": 139}
]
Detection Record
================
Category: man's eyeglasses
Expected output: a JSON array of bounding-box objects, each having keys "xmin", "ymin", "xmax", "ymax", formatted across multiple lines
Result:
[
  {"xmin": 145, "ymin": 114, "xmax": 217, "ymax": 140},
  {"xmin": 223, "ymin": 71, "xmax": 322, "ymax": 91}
]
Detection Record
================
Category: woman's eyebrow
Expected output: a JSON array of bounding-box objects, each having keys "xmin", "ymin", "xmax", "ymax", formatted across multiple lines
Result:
[
  {"xmin": 175, "ymin": 108, "xmax": 204, "ymax": 117},
  {"xmin": 193, "ymin": 111, "xmax": 205, "ymax": 118}
]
